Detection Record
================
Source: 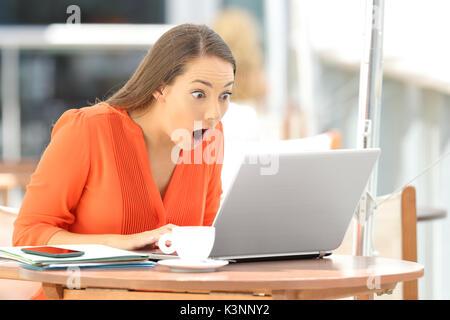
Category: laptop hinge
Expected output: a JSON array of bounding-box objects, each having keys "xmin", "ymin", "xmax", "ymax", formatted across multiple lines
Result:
[{"xmin": 318, "ymin": 251, "xmax": 326, "ymax": 259}]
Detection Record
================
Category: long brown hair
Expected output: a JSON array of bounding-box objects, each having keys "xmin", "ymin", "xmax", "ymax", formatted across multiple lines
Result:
[{"xmin": 105, "ymin": 23, "xmax": 236, "ymax": 113}]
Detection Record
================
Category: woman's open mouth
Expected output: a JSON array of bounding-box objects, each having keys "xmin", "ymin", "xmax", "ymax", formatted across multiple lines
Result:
[{"xmin": 192, "ymin": 128, "xmax": 209, "ymax": 145}]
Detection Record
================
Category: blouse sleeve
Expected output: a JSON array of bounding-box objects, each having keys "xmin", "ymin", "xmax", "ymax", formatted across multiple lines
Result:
[
  {"xmin": 12, "ymin": 109, "xmax": 90, "ymax": 246},
  {"xmin": 202, "ymin": 121, "xmax": 224, "ymax": 226}
]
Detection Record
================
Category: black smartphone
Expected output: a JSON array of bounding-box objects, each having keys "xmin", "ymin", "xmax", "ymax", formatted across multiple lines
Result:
[{"xmin": 21, "ymin": 246, "xmax": 85, "ymax": 258}]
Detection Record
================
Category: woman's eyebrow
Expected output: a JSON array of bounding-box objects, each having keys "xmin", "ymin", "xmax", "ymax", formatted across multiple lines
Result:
[
  {"xmin": 223, "ymin": 80, "xmax": 234, "ymax": 87},
  {"xmin": 191, "ymin": 80, "xmax": 234, "ymax": 88}
]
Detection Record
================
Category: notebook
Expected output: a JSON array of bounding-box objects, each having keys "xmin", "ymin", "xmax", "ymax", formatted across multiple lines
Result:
[
  {"xmin": 19, "ymin": 261, "xmax": 156, "ymax": 271},
  {"xmin": 0, "ymin": 244, "xmax": 153, "ymax": 269}
]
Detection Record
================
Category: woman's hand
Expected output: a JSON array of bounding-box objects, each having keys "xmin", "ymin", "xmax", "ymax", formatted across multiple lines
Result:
[{"xmin": 109, "ymin": 224, "xmax": 177, "ymax": 251}]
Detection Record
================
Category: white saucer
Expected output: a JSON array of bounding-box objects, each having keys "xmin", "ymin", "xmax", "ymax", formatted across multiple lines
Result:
[{"xmin": 157, "ymin": 258, "xmax": 229, "ymax": 273}]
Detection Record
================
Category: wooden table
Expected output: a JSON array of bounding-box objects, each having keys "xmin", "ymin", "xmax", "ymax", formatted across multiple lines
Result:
[{"xmin": 0, "ymin": 255, "xmax": 423, "ymax": 300}]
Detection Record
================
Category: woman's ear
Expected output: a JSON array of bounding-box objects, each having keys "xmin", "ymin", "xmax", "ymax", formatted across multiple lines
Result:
[{"xmin": 152, "ymin": 86, "xmax": 166, "ymax": 102}]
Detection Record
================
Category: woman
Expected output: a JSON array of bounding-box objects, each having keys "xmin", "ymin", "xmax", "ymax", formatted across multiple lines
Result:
[{"xmin": 13, "ymin": 23, "xmax": 235, "ymax": 255}]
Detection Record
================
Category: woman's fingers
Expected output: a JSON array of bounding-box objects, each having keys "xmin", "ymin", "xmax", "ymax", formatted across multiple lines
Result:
[
  {"xmin": 131, "ymin": 235, "xmax": 157, "ymax": 250},
  {"xmin": 130, "ymin": 224, "xmax": 178, "ymax": 250},
  {"xmin": 153, "ymin": 224, "xmax": 176, "ymax": 248},
  {"xmin": 161, "ymin": 224, "xmax": 176, "ymax": 231}
]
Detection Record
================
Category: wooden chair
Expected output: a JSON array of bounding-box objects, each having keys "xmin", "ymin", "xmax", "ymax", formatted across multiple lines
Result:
[
  {"xmin": 334, "ymin": 186, "xmax": 418, "ymax": 300},
  {"xmin": 0, "ymin": 205, "xmax": 42, "ymax": 299}
]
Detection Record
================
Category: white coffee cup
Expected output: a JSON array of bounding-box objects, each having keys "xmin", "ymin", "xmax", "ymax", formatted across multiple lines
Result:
[{"xmin": 158, "ymin": 226, "xmax": 215, "ymax": 262}]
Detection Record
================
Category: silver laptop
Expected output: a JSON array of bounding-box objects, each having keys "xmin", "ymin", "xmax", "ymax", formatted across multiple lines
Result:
[{"xmin": 148, "ymin": 148, "xmax": 380, "ymax": 262}]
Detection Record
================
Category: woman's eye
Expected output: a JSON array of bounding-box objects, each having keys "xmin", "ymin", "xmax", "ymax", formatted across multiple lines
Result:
[
  {"xmin": 221, "ymin": 92, "xmax": 232, "ymax": 100},
  {"xmin": 191, "ymin": 91, "xmax": 205, "ymax": 99}
]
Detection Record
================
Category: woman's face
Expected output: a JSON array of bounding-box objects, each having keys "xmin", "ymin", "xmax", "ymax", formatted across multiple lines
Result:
[{"xmin": 158, "ymin": 55, "xmax": 234, "ymax": 150}]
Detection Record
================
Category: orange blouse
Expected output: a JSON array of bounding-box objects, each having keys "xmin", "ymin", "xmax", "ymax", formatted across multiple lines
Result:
[{"xmin": 13, "ymin": 103, "xmax": 224, "ymax": 246}]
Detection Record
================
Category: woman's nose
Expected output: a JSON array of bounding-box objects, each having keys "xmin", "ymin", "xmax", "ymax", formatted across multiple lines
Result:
[{"xmin": 205, "ymin": 102, "xmax": 222, "ymax": 123}]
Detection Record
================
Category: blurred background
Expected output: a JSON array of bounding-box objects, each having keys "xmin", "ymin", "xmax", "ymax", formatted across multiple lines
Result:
[{"xmin": 0, "ymin": 0, "xmax": 448, "ymax": 299}]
